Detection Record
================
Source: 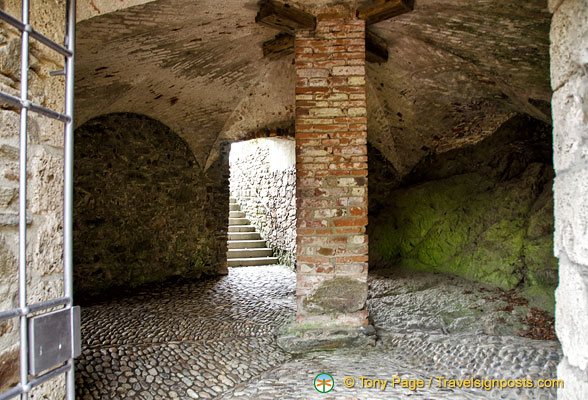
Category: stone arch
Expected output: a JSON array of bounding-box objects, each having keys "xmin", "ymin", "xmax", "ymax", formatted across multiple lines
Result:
[{"xmin": 73, "ymin": 112, "xmax": 229, "ymax": 301}]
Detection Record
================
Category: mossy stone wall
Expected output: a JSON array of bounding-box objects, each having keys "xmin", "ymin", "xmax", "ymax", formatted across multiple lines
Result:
[{"xmin": 369, "ymin": 116, "xmax": 557, "ymax": 312}]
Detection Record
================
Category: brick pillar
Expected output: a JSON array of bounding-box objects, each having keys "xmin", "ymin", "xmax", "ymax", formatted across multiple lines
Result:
[{"xmin": 278, "ymin": 8, "xmax": 374, "ymax": 352}]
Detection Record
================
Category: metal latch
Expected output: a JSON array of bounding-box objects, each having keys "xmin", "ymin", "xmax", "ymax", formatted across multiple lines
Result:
[{"xmin": 28, "ymin": 306, "xmax": 81, "ymax": 376}]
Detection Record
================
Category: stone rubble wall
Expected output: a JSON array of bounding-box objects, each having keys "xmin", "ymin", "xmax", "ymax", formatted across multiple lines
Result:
[
  {"xmin": 550, "ymin": 0, "xmax": 588, "ymax": 397},
  {"xmin": 369, "ymin": 115, "xmax": 558, "ymax": 313},
  {"xmin": 1, "ymin": 0, "xmax": 69, "ymax": 396},
  {"xmin": 74, "ymin": 113, "xmax": 229, "ymax": 301},
  {"xmin": 229, "ymin": 138, "xmax": 296, "ymax": 266}
]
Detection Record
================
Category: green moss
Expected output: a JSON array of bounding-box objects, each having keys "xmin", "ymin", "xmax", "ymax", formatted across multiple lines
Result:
[{"xmin": 371, "ymin": 165, "xmax": 557, "ymax": 312}]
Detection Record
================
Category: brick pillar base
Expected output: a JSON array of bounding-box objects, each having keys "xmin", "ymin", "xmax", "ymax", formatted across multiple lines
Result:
[{"xmin": 278, "ymin": 7, "xmax": 375, "ymax": 353}]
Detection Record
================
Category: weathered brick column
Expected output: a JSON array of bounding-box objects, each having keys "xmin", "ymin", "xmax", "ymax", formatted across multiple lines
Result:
[{"xmin": 279, "ymin": 8, "xmax": 374, "ymax": 353}]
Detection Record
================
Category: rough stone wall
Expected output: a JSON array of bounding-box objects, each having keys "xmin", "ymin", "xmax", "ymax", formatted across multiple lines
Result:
[
  {"xmin": 550, "ymin": 0, "xmax": 588, "ymax": 397},
  {"xmin": 73, "ymin": 113, "xmax": 229, "ymax": 301},
  {"xmin": 0, "ymin": 0, "xmax": 68, "ymax": 397},
  {"xmin": 229, "ymin": 138, "xmax": 296, "ymax": 265},
  {"xmin": 369, "ymin": 115, "xmax": 557, "ymax": 312},
  {"xmin": 295, "ymin": 9, "xmax": 369, "ymax": 328}
]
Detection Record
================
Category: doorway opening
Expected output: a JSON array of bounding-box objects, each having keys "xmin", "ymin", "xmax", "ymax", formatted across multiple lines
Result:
[{"xmin": 227, "ymin": 137, "xmax": 296, "ymax": 268}]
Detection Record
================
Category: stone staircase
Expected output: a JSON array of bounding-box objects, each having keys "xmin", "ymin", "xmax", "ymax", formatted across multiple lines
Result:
[{"xmin": 227, "ymin": 198, "xmax": 278, "ymax": 267}]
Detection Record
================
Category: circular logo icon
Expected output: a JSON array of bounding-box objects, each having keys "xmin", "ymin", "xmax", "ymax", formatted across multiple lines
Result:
[{"xmin": 314, "ymin": 373, "xmax": 334, "ymax": 393}]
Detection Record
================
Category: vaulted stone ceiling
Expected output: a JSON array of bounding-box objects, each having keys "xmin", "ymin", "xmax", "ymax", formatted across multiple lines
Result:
[{"xmin": 75, "ymin": 0, "xmax": 551, "ymax": 175}]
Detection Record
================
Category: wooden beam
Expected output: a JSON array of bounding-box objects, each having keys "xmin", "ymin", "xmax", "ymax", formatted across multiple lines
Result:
[
  {"xmin": 366, "ymin": 29, "xmax": 388, "ymax": 64},
  {"xmin": 357, "ymin": 0, "xmax": 414, "ymax": 25},
  {"xmin": 262, "ymin": 33, "xmax": 295, "ymax": 59},
  {"xmin": 256, "ymin": 0, "xmax": 316, "ymax": 34},
  {"xmin": 261, "ymin": 30, "xmax": 387, "ymax": 64}
]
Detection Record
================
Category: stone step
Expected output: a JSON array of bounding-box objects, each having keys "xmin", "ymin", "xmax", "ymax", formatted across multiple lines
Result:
[
  {"xmin": 227, "ymin": 257, "xmax": 279, "ymax": 267},
  {"xmin": 227, "ymin": 248, "xmax": 273, "ymax": 258},
  {"xmin": 230, "ymin": 204, "xmax": 240, "ymax": 211},
  {"xmin": 228, "ymin": 225, "xmax": 257, "ymax": 233},
  {"xmin": 229, "ymin": 211, "xmax": 246, "ymax": 218},
  {"xmin": 230, "ymin": 197, "xmax": 236, "ymax": 203},
  {"xmin": 227, "ymin": 240, "xmax": 267, "ymax": 249},
  {"xmin": 228, "ymin": 217, "xmax": 250, "ymax": 225},
  {"xmin": 228, "ymin": 232, "xmax": 261, "ymax": 240}
]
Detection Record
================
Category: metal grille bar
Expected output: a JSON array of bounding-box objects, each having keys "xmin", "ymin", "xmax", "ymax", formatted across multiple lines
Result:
[
  {"xmin": 18, "ymin": 3, "xmax": 32, "ymax": 398},
  {"xmin": 0, "ymin": 297, "xmax": 71, "ymax": 321},
  {"xmin": 0, "ymin": 362, "xmax": 72, "ymax": 400},
  {"xmin": 0, "ymin": 10, "xmax": 73, "ymax": 57},
  {"xmin": 0, "ymin": 0, "xmax": 77, "ymax": 398},
  {"xmin": 0, "ymin": 91, "xmax": 72, "ymax": 123}
]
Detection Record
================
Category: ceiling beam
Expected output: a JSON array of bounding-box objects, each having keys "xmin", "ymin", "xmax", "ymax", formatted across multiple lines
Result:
[
  {"xmin": 256, "ymin": 0, "xmax": 316, "ymax": 34},
  {"xmin": 357, "ymin": 0, "xmax": 414, "ymax": 25},
  {"xmin": 260, "ymin": 30, "xmax": 387, "ymax": 64},
  {"xmin": 263, "ymin": 33, "xmax": 295, "ymax": 59},
  {"xmin": 366, "ymin": 29, "xmax": 388, "ymax": 63}
]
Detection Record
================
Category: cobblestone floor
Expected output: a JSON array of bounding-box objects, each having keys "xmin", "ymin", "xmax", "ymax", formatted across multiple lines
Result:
[{"xmin": 76, "ymin": 266, "xmax": 562, "ymax": 399}]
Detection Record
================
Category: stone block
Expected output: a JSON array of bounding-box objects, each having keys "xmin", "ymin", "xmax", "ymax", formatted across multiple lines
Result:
[
  {"xmin": 303, "ymin": 276, "xmax": 367, "ymax": 313},
  {"xmin": 550, "ymin": 0, "xmax": 588, "ymax": 90},
  {"xmin": 555, "ymin": 255, "xmax": 588, "ymax": 371},
  {"xmin": 552, "ymin": 74, "xmax": 588, "ymax": 173},
  {"xmin": 277, "ymin": 323, "xmax": 375, "ymax": 354},
  {"xmin": 32, "ymin": 212, "xmax": 63, "ymax": 278},
  {"xmin": 30, "ymin": 147, "xmax": 64, "ymax": 214},
  {"xmin": 0, "ymin": 234, "xmax": 16, "ymax": 282},
  {"xmin": 557, "ymin": 357, "xmax": 588, "ymax": 399},
  {"xmin": 0, "ymin": 111, "xmax": 19, "ymax": 138},
  {"xmin": 554, "ymin": 169, "xmax": 588, "ymax": 264},
  {"xmin": 0, "ymin": 347, "xmax": 19, "ymax": 394},
  {"xmin": 0, "ymin": 39, "xmax": 20, "ymax": 79}
]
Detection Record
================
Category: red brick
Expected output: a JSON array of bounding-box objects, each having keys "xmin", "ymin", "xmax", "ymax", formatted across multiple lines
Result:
[
  {"xmin": 297, "ymin": 228, "xmax": 316, "ymax": 236},
  {"xmin": 296, "ymin": 87, "xmax": 329, "ymax": 94},
  {"xmin": 298, "ymin": 219, "xmax": 328, "ymax": 228},
  {"xmin": 312, "ymin": 124, "xmax": 348, "ymax": 131},
  {"xmin": 331, "ymin": 52, "xmax": 365, "ymax": 60},
  {"xmin": 298, "ymin": 256, "xmax": 332, "ymax": 264},
  {"xmin": 332, "ymin": 86, "xmax": 365, "ymax": 93},
  {"xmin": 316, "ymin": 265, "xmax": 335, "ymax": 273},
  {"xmin": 313, "ymin": 60, "xmax": 347, "ymax": 68},
  {"xmin": 336, "ymin": 256, "xmax": 369, "ymax": 263},
  {"xmin": 332, "ymin": 131, "xmax": 367, "ymax": 138},
  {"xmin": 330, "ymin": 170, "xmax": 350, "ymax": 176},
  {"xmin": 296, "ymin": 132, "xmax": 329, "ymax": 139},
  {"xmin": 332, "ymin": 66, "xmax": 365, "ymax": 76},
  {"xmin": 317, "ymin": 247, "xmax": 336, "ymax": 256},
  {"xmin": 350, "ymin": 207, "xmax": 367, "ymax": 216},
  {"xmin": 336, "ymin": 197, "xmax": 367, "ymax": 207},
  {"xmin": 298, "ymin": 198, "xmax": 332, "ymax": 208},
  {"xmin": 298, "ymin": 177, "xmax": 325, "ymax": 187},
  {"xmin": 297, "ymin": 68, "xmax": 330, "ymax": 78},
  {"xmin": 315, "ymin": 228, "xmax": 334, "ymax": 235},
  {"xmin": 334, "ymin": 117, "xmax": 367, "ymax": 123},
  {"xmin": 335, "ymin": 227, "xmax": 366, "ymax": 234},
  {"xmin": 333, "ymin": 217, "xmax": 368, "ymax": 227},
  {"xmin": 296, "ymin": 53, "xmax": 331, "ymax": 61},
  {"xmin": 333, "ymin": 145, "xmax": 367, "ymax": 156}
]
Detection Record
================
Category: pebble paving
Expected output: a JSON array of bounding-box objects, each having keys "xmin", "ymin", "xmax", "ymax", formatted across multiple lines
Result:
[{"xmin": 76, "ymin": 266, "xmax": 562, "ymax": 399}]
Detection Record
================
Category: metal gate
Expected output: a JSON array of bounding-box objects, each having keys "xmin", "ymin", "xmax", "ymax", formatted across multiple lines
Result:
[{"xmin": 0, "ymin": 0, "xmax": 80, "ymax": 399}]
